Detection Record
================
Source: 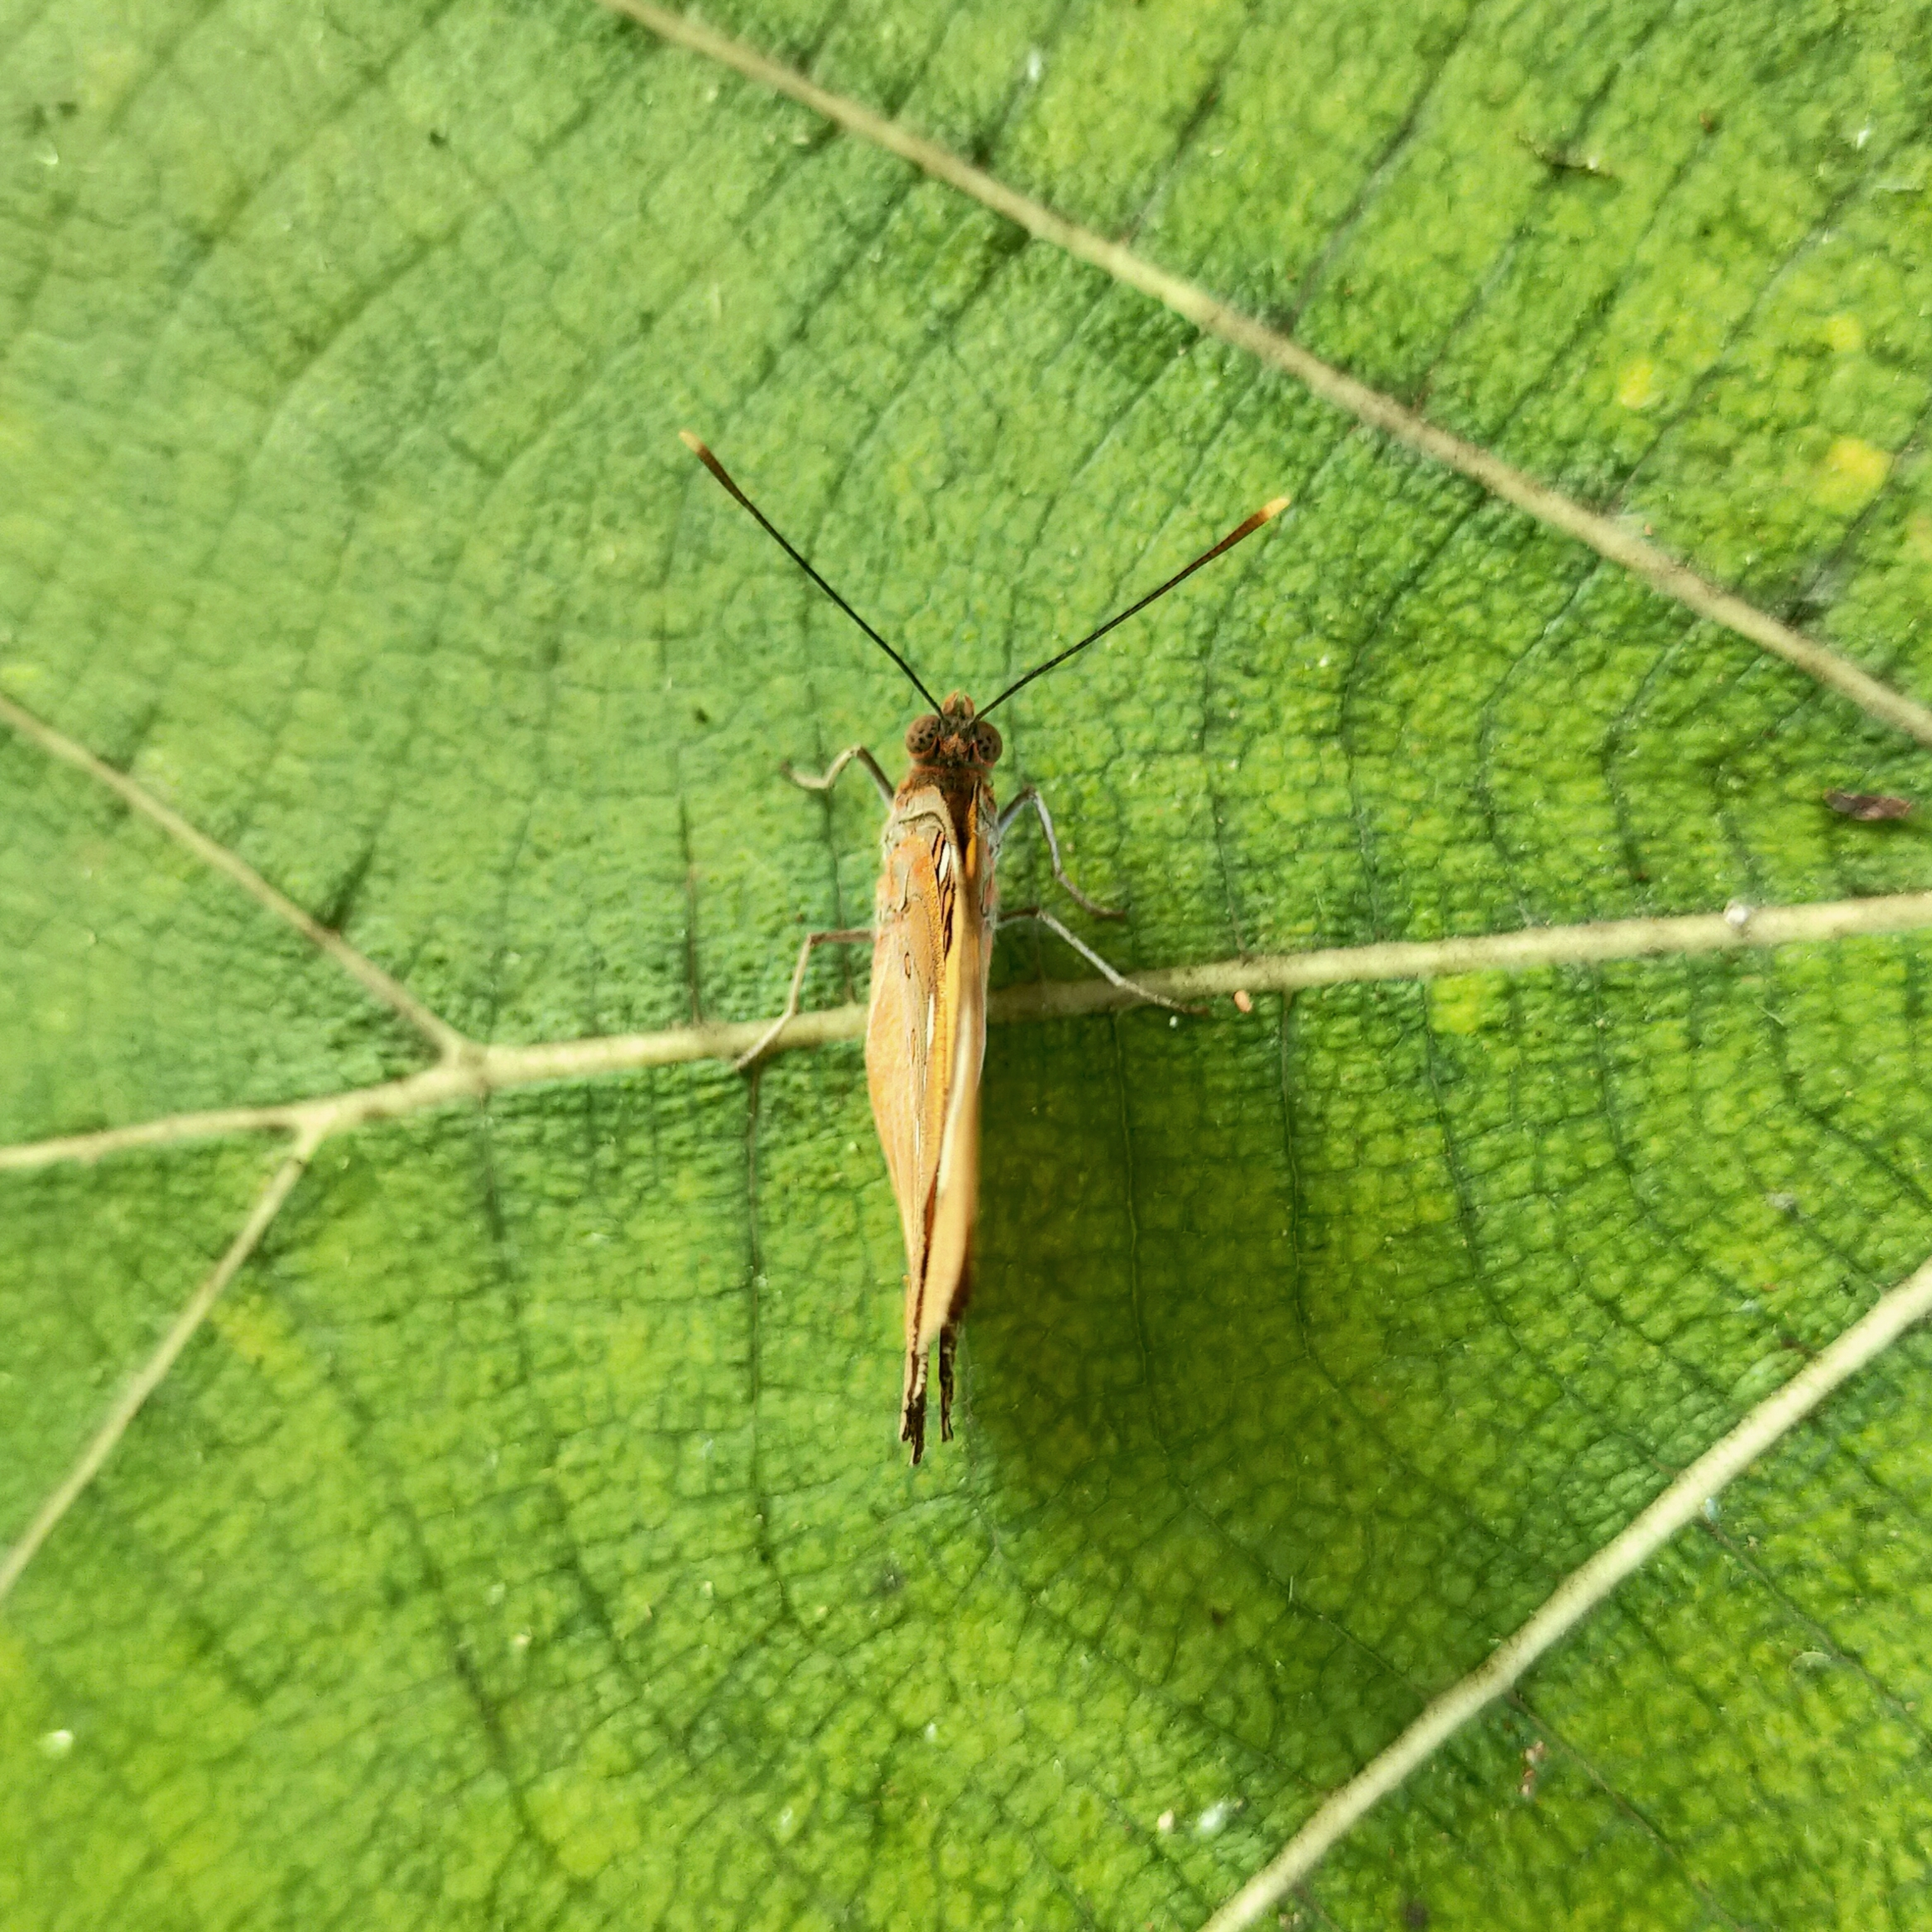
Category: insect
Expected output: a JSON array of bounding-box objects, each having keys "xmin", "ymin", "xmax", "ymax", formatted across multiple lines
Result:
[{"xmin": 681, "ymin": 431, "xmax": 1286, "ymax": 1459}]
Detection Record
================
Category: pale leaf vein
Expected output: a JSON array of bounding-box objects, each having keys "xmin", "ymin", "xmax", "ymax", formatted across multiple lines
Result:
[{"xmin": 597, "ymin": 0, "xmax": 1932, "ymax": 749}]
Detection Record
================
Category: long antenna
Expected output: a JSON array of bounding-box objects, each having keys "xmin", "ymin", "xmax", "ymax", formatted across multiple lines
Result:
[
  {"xmin": 680, "ymin": 431, "xmax": 942, "ymax": 714},
  {"xmin": 979, "ymin": 495, "xmax": 1290, "ymax": 720}
]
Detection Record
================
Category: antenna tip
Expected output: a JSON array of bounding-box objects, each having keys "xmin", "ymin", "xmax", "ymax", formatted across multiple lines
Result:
[
  {"xmin": 1261, "ymin": 495, "xmax": 1291, "ymax": 521},
  {"xmin": 678, "ymin": 428, "xmax": 709, "ymax": 456}
]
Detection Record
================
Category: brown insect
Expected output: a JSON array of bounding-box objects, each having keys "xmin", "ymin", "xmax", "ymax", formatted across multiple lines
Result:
[
  {"xmin": 1824, "ymin": 789, "xmax": 1912, "ymax": 821},
  {"xmin": 682, "ymin": 431, "xmax": 1286, "ymax": 1459}
]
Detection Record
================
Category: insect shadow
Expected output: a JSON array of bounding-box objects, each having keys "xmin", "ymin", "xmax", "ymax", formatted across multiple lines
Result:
[
  {"xmin": 959, "ymin": 1002, "xmax": 1521, "ymax": 1776},
  {"xmin": 967, "ymin": 1011, "xmax": 1313, "ymax": 1490}
]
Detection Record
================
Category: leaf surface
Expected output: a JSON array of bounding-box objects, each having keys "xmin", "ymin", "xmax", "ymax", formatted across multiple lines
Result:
[{"xmin": 5, "ymin": 1, "xmax": 1932, "ymax": 1925}]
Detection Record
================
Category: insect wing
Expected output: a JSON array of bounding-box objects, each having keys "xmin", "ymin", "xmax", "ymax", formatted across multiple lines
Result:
[
  {"xmin": 864, "ymin": 781, "xmax": 997, "ymax": 1459},
  {"xmin": 915, "ymin": 814, "xmax": 988, "ymax": 1377},
  {"xmin": 866, "ymin": 791, "xmax": 954, "ymax": 1286}
]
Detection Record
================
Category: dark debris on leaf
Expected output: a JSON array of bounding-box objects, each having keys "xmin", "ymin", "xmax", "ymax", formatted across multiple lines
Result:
[{"xmin": 1824, "ymin": 790, "xmax": 1912, "ymax": 820}]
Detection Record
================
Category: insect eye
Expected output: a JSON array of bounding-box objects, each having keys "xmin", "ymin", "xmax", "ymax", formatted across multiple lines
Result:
[
  {"xmin": 973, "ymin": 721, "xmax": 1002, "ymax": 764},
  {"xmin": 906, "ymin": 716, "xmax": 940, "ymax": 757}
]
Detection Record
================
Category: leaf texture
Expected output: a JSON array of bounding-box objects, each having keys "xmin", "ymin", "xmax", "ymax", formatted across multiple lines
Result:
[{"xmin": 4, "ymin": 1, "xmax": 1932, "ymax": 1925}]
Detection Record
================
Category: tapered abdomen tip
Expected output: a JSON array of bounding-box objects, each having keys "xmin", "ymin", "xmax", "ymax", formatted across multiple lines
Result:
[
  {"xmin": 678, "ymin": 428, "xmax": 706, "ymax": 455},
  {"xmin": 1262, "ymin": 495, "xmax": 1290, "ymax": 521}
]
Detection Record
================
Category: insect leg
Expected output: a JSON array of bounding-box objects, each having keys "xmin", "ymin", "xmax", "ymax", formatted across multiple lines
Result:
[
  {"xmin": 997, "ymin": 908, "xmax": 1192, "ymax": 1013},
  {"xmin": 783, "ymin": 744, "xmax": 896, "ymax": 805},
  {"xmin": 936, "ymin": 1324, "xmax": 958, "ymax": 1444},
  {"xmin": 995, "ymin": 787, "xmax": 1125, "ymax": 919},
  {"xmin": 733, "ymin": 926, "xmax": 875, "ymax": 1071}
]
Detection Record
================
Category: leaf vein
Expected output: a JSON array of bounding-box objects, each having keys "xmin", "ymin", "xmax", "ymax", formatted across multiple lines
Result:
[
  {"xmin": 7, "ymin": 889, "xmax": 1930, "ymax": 1172},
  {"xmin": 1198, "ymin": 1247, "xmax": 1932, "ymax": 1931},
  {"xmin": 599, "ymin": 0, "xmax": 1932, "ymax": 747}
]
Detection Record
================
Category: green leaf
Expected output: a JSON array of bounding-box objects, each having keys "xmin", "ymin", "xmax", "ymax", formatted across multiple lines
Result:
[{"xmin": 6, "ymin": 1, "xmax": 1932, "ymax": 1926}]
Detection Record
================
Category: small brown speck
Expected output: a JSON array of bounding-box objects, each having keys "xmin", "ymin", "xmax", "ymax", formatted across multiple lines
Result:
[
  {"xmin": 1825, "ymin": 789, "xmax": 1911, "ymax": 821},
  {"xmin": 1402, "ymin": 1901, "xmax": 1430, "ymax": 1930}
]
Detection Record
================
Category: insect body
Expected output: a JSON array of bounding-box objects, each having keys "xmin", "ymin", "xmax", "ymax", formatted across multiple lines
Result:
[
  {"xmin": 864, "ymin": 694, "xmax": 1001, "ymax": 1456},
  {"xmin": 681, "ymin": 432, "xmax": 1284, "ymax": 1459}
]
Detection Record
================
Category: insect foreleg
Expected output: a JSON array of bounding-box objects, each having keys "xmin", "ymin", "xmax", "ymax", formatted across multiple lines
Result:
[
  {"xmin": 783, "ymin": 744, "xmax": 896, "ymax": 806},
  {"xmin": 997, "ymin": 908, "xmax": 1191, "ymax": 1013},
  {"xmin": 995, "ymin": 787, "xmax": 1124, "ymax": 919},
  {"xmin": 733, "ymin": 926, "xmax": 876, "ymax": 1071}
]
